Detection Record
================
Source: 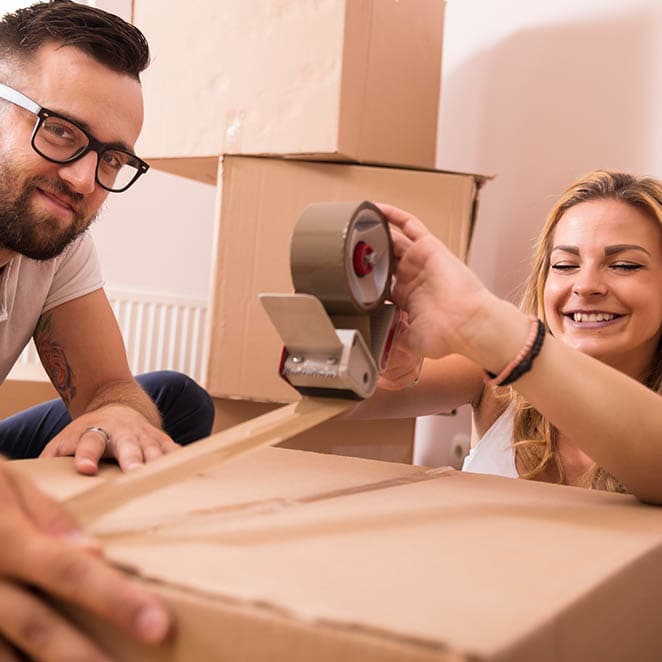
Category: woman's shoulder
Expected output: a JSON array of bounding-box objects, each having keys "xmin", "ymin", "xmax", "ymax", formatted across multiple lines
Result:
[{"xmin": 463, "ymin": 392, "xmax": 517, "ymax": 478}]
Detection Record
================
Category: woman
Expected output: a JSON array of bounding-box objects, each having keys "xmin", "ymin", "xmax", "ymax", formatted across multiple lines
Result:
[{"xmin": 354, "ymin": 170, "xmax": 662, "ymax": 503}]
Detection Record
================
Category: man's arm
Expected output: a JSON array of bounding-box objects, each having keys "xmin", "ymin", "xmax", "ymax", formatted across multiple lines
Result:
[{"xmin": 35, "ymin": 288, "xmax": 178, "ymax": 473}]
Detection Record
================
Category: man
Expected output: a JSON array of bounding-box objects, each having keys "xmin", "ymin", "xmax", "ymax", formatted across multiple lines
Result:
[
  {"xmin": 0, "ymin": 0, "xmax": 214, "ymax": 473},
  {"xmin": 0, "ymin": 0, "xmax": 217, "ymax": 655}
]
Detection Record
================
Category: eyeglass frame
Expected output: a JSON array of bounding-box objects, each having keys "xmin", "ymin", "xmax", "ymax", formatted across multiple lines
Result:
[{"xmin": 0, "ymin": 81, "xmax": 149, "ymax": 193}]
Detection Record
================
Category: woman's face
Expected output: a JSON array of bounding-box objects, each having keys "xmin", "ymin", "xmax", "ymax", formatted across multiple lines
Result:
[{"xmin": 543, "ymin": 198, "xmax": 662, "ymax": 379}]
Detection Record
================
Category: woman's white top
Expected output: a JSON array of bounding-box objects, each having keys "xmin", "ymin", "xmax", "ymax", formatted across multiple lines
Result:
[{"xmin": 461, "ymin": 405, "xmax": 518, "ymax": 478}]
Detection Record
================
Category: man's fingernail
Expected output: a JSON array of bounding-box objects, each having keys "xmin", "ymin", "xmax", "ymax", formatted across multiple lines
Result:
[
  {"xmin": 136, "ymin": 606, "xmax": 170, "ymax": 642},
  {"xmin": 127, "ymin": 462, "xmax": 144, "ymax": 471}
]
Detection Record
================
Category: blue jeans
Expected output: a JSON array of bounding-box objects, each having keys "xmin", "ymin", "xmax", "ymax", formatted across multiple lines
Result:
[{"xmin": 0, "ymin": 371, "xmax": 215, "ymax": 459}]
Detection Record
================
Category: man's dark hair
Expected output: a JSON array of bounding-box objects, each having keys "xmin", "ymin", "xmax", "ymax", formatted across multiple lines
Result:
[{"xmin": 0, "ymin": 0, "xmax": 149, "ymax": 79}]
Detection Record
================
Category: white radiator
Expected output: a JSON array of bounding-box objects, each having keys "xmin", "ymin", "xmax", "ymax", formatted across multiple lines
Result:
[{"xmin": 13, "ymin": 289, "xmax": 208, "ymax": 384}]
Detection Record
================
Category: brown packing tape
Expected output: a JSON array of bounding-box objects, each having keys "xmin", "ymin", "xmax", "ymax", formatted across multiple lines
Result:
[
  {"xmin": 290, "ymin": 201, "xmax": 392, "ymax": 315},
  {"xmin": 88, "ymin": 465, "xmax": 456, "ymax": 543},
  {"xmin": 65, "ymin": 397, "xmax": 354, "ymax": 527}
]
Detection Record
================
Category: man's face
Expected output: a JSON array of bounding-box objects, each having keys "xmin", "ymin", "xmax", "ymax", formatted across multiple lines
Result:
[{"xmin": 0, "ymin": 42, "xmax": 143, "ymax": 261}]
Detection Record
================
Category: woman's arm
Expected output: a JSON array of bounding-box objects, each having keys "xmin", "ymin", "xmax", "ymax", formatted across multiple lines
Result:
[
  {"xmin": 349, "ymin": 353, "xmax": 485, "ymax": 420},
  {"xmin": 514, "ymin": 333, "xmax": 662, "ymax": 503}
]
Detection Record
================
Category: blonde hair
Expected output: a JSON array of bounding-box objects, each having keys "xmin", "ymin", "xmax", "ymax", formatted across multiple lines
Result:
[{"xmin": 511, "ymin": 170, "xmax": 662, "ymax": 491}]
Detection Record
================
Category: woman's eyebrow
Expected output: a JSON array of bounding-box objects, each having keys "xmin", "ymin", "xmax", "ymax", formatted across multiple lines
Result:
[
  {"xmin": 550, "ymin": 245, "xmax": 579, "ymax": 255},
  {"xmin": 550, "ymin": 244, "xmax": 651, "ymax": 256},
  {"xmin": 604, "ymin": 244, "xmax": 651, "ymax": 256}
]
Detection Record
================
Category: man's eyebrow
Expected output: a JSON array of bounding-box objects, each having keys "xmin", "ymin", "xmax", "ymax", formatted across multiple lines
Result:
[
  {"xmin": 51, "ymin": 106, "xmax": 134, "ymax": 153},
  {"xmin": 550, "ymin": 244, "xmax": 651, "ymax": 256}
]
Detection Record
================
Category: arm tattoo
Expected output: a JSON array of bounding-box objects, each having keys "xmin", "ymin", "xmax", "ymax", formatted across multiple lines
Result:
[{"xmin": 34, "ymin": 313, "xmax": 77, "ymax": 406}]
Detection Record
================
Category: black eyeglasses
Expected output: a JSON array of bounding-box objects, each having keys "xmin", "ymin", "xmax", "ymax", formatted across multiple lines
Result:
[{"xmin": 0, "ymin": 82, "xmax": 149, "ymax": 193}]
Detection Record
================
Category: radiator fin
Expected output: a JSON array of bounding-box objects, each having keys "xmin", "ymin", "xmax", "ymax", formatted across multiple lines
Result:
[{"xmin": 14, "ymin": 289, "xmax": 207, "ymax": 384}]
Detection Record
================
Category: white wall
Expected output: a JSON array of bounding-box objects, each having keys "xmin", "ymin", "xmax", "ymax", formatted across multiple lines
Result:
[
  {"xmin": 89, "ymin": 0, "xmax": 218, "ymax": 301},
  {"xmin": 0, "ymin": 0, "xmax": 28, "ymax": 12},
  {"xmin": 416, "ymin": 0, "xmax": 662, "ymax": 466},
  {"xmin": 439, "ymin": 0, "xmax": 661, "ymax": 297},
  {"xmin": 91, "ymin": 170, "xmax": 216, "ymax": 300}
]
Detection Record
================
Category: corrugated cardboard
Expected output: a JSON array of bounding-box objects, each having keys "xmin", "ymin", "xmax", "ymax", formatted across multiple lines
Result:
[
  {"xmin": 205, "ymin": 155, "xmax": 485, "ymax": 403},
  {"xmin": 0, "ymin": 377, "xmax": 56, "ymax": 419},
  {"xmin": 14, "ymin": 449, "xmax": 662, "ymax": 661},
  {"xmin": 132, "ymin": 0, "xmax": 445, "ymax": 179}
]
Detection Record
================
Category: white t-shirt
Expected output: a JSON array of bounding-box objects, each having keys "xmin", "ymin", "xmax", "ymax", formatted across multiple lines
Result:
[
  {"xmin": 0, "ymin": 231, "xmax": 103, "ymax": 384},
  {"xmin": 462, "ymin": 405, "xmax": 518, "ymax": 478}
]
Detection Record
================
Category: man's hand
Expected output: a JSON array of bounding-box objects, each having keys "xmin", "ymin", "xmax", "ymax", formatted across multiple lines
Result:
[
  {"xmin": 33, "ymin": 291, "xmax": 181, "ymax": 476},
  {"xmin": 40, "ymin": 404, "xmax": 179, "ymax": 475},
  {"xmin": 0, "ymin": 459, "xmax": 171, "ymax": 659}
]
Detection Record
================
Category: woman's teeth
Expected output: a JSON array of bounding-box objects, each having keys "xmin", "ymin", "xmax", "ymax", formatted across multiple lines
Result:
[{"xmin": 572, "ymin": 312, "xmax": 615, "ymax": 323}]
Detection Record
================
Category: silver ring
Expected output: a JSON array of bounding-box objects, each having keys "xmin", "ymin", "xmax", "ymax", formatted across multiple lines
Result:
[{"xmin": 82, "ymin": 426, "xmax": 111, "ymax": 447}]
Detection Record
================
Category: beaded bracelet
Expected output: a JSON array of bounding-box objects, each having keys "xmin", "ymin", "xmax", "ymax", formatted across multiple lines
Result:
[{"xmin": 484, "ymin": 318, "xmax": 546, "ymax": 387}]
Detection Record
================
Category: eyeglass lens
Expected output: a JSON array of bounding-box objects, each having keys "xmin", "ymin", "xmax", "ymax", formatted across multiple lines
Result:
[{"xmin": 35, "ymin": 115, "xmax": 140, "ymax": 191}]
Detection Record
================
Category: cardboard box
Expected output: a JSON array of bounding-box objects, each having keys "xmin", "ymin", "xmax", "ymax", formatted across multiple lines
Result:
[
  {"xmin": 0, "ymin": 371, "xmax": 56, "ymax": 419},
  {"xmin": 205, "ymin": 155, "xmax": 485, "ymax": 403},
  {"xmin": 132, "ymin": 0, "xmax": 445, "ymax": 181},
  {"xmin": 14, "ymin": 448, "xmax": 662, "ymax": 660},
  {"xmin": 212, "ymin": 396, "xmax": 415, "ymax": 464}
]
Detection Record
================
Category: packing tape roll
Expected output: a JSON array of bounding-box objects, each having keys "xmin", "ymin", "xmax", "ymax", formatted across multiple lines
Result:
[{"xmin": 290, "ymin": 201, "xmax": 393, "ymax": 314}]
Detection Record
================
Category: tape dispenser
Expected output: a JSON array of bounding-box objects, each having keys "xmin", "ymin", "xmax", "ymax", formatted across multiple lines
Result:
[{"xmin": 260, "ymin": 201, "xmax": 400, "ymax": 399}]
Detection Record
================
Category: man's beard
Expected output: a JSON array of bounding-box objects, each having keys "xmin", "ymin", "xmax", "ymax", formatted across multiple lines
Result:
[{"xmin": 0, "ymin": 173, "xmax": 97, "ymax": 261}]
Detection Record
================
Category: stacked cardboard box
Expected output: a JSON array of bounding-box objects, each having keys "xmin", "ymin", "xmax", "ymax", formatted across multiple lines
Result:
[
  {"xmin": 132, "ymin": 0, "xmax": 481, "ymax": 461},
  {"xmin": 134, "ymin": 0, "xmax": 445, "ymax": 174},
  {"xmin": 0, "ymin": 371, "xmax": 56, "ymax": 419}
]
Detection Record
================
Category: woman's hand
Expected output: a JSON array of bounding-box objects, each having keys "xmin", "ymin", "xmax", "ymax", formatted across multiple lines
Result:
[
  {"xmin": 377, "ymin": 313, "xmax": 424, "ymax": 390},
  {"xmin": 379, "ymin": 203, "xmax": 493, "ymax": 360}
]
